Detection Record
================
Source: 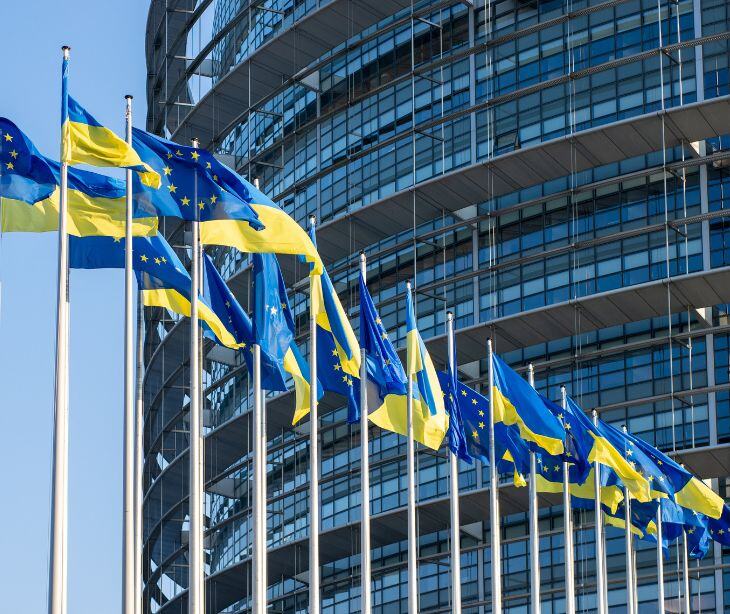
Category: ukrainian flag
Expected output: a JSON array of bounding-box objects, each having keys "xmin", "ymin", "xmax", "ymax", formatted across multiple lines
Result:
[
  {"xmin": 2, "ymin": 159, "xmax": 157, "ymax": 237},
  {"xmin": 0, "ymin": 118, "xmax": 56, "ymax": 204},
  {"xmin": 358, "ymin": 269, "xmax": 443, "ymax": 450},
  {"xmin": 370, "ymin": 284, "xmax": 448, "ymax": 451},
  {"xmin": 194, "ymin": 154, "xmax": 322, "ymax": 274},
  {"xmin": 253, "ymin": 252, "xmax": 319, "ymax": 421},
  {"xmin": 626, "ymin": 430, "xmax": 724, "ymax": 519},
  {"xmin": 491, "ymin": 354, "xmax": 565, "ymax": 456},
  {"xmin": 60, "ymin": 58, "xmax": 159, "ymax": 188}
]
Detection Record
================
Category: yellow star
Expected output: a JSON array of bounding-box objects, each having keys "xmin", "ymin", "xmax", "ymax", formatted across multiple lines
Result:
[
  {"xmin": 381, "ymin": 332, "xmax": 388, "ymax": 340},
  {"xmin": 472, "ymin": 430, "xmax": 479, "ymax": 439},
  {"xmin": 5, "ymin": 162, "xmax": 13, "ymax": 170},
  {"xmin": 191, "ymin": 150, "xmax": 200, "ymax": 161},
  {"xmin": 154, "ymin": 257, "xmax": 161, "ymax": 265},
  {"xmin": 657, "ymin": 460, "xmax": 663, "ymax": 466},
  {"xmin": 342, "ymin": 375, "xmax": 348, "ymax": 383},
  {"xmin": 166, "ymin": 152, "xmax": 173, "ymax": 159},
  {"xmin": 167, "ymin": 183, "xmax": 177, "ymax": 193},
  {"xmin": 9, "ymin": 150, "xmax": 18, "ymax": 159},
  {"xmin": 198, "ymin": 201, "xmax": 205, "ymax": 210},
  {"xmin": 688, "ymin": 528, "xmax": 695, "ymax": 534},
  {"xmin": 180, "ymin": 196, "xmax": 190, "ymax": 206},
  {"xmin": 225, "ymin": 301, "xmax": 231, "ymax": 308},
  {"xmin": 331, "ymin": 349, "xmax": 338, "ymax": 357},
  {"xmin": 175, "ymin": 150, "xmax": 183, "ymax": 156},
  {"xmin": 3, "ymin": 134, "xmax": 12, "ymax": 142},
  {"xmin": 558, "ymin": 413, "xmax": 564, "ymax": 420},
  {"xmin": 281, "ymin": 302, "xmax": 287, "ymax": 310},
  {"xmin": 384, "ymin": 359, "xmax": 391, "ymax": 366},
  {"xmin": 210, "ymin": 195, "xmax": 217, "ymax": 204},
  {"xmin": 347, "ymin": 378, "xmax": 353, "ymax": 386},
  {"xmin": 478, "ymin": 410, "xmax": 485, "ymax": 417},
  {"xmin": 471, "ymin": 398, "xmax": 477, "ymax": 405},
  {"xmin": 554, "ymin": 465, "xmax": 560, "ymax": 472},
  {"xmin": 626, "ymin": 449, "xmax": 633, "ymax": 456},
  {"xmin": 213, "ymin": 174, "xmax": 218, "ymax": 181},
  {"xmin": 720, "ymin": 529, "xmax": 726, "ymax": 536},
  {"xmin": 542, "ymin": 465, "xmax": 548, "ymax": 473},
  {"xmin": 140, "ymin": 255, "xmax": 148, "ymax": 262},
  {"xmin": 375, "ymin": 317, "xmax": 382, "ymax": 325},
  {"xmin": 206, "ymin": 162, "xmax": 211, "ymax": 169},
  {"xmin": 478, "ymin": 421, "xmax": 485, "ymax": 429},
  {"xmin": 113, "ymin": 237, "xmax": 122, "ymax": 243},
  {"xmin": 163, "ymin": 166, "xmax": 172, "ymax": 176},
  {"xmin": 334, "ymin": 364, "xmax": 342, "ymax": 371},
  {"xmin": 461, "ymin": 390, "xmax": 466, "ymax": 396},
  {"xmin": 565, "ymin": 423, "xmax": 571, "ymax": 430}
]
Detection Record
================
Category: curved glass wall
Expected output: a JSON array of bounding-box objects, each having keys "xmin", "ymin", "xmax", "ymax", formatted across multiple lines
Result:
[{"xmin": 143, "ymin": 1, "xmax": 730, "ymax": 613}]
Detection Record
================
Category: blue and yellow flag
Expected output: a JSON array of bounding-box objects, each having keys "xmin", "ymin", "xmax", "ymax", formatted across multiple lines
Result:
[
  {"xmin": 561, "ymin": 396, "xmax": 650, "ymax": 501},
  {"xmin": 625, "ymin": 430, "xmax": 724, "ymax": 519},
  {"xmin": 253, "ymin": 252, "xmax": 318, "ymax": 419},
  {"xmin": 708, "ymin": 504, "xmax": 730, "ymax": 547},
  {"xmin": 195, "ymin": 155, "xmax": 322, "ymax": 274},
  {"xmin": 131, "ymin": 128, "xmax": 262, "ymax": 232},
  {"xmin": 2, "ymin": 158, "xmax": 157, "ymax": 237},
  {"xmin": 436, "ymin": 372, "xmax": 530, "ymax": 478},
  {"xmin": 491, "ymin": 354, "xmax": 565, "ymax": 456},
  {"xmin": 60, "ymin": 55, "xmax": 159, "ymax": 187},
  {"xmin": 69, "ymin": 233, "xmax": 239, "ymax": 350},
  {"xmin": 372, "ymin": 284, "xmax": 449, "ymax": 450},
  {"xmin": 0, "ymin": 118, "xmax": 56, "ymax": 204}
]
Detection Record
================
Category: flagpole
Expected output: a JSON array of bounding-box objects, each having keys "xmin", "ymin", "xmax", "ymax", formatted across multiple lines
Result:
[
  {"xmin": 134, "ymin": 296, "xmax": 145, "ymax": 614},
  {"xmin": 446, "ymin": 311, "xmax": 461, "ymax": 614},
  {"xmin": 49, "ymin": 44, "xmax": 71, "ymax": 614},
  {"xmin": 308, "ymin": 215, "xmax": 320, "ymax": 614},
  {"xmin": 252, "ymin": 342, "xmax": 266, "ymax": 614},
  {"xmin": 656, "ymin": 505, "xmax": 665, "ymax": 614},
  {"xmin": 122, "ymin": 93, "xmax": 136, "ymax": 614},
  {"xmin": 486, "ymin": 338, "xmax": 502, "ymax": 614},
  {"xmin": 359, "ymin": 252, "xmax": 372, "ymax": 614},
  {"xmin": 526, "ymin": 364, "xmax": 540, "ymax": 614},
  {"xmin": 406, "ymin": 281, "xmax": 418, "ymax": 614},
  {"xmin": 252, "ymin": 177, "xmax": 267, "ymax": 614},
  {"xmin": 189, "ymin": 137, "xmax": 204, "ymax": 614},
  {"xmin": 682, "ymin": 529, "xmax": 691, "ymax": 614},
  {"xmin": 622, "ymin": 426, "xmax": 635, "ymax": 614},
  {"xmin": 560, "ymin": 386, "xmax": 576, "ymax": 614},
  {"xmin": 592, "ymin": 410, "xmax": 607, "ymax": 614}
]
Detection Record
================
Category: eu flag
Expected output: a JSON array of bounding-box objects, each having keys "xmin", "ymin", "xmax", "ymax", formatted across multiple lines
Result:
[
  {"xmin": 436, "ymin": 372, "xmax": 530, "ymax": 477},
  {"xmin": 253, "ymin": 252, "xmax": 318, "ymax": 421},
  {"xmin": 131, "ymin": 127, "xmax": 262, "ymax": 230},
  {"xmin": 0, "ymin": 118, "xmax": 57, "ymax": 204}
]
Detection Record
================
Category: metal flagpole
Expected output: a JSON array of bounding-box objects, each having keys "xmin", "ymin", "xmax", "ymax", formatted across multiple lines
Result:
[
  {"xmin": 561, "ymin": 386, "xmax": 576, "ymax": 614},
  {"xmin": 526, "ymin": 365, "xmax": 540, "ymax": 614},
  {"xmin": 189, "ymin": 138, "xmax": 204, "ymax": 614},
  {"xmin": 252, "ymin": 178, "xmax": 267, "ymax": 614},
  {"xmin": 252, "ymin": 342, "xmax": 266, "ymax": 614},
  {"xmin": 486, "ymin": 339, "xmax": 501, "ymax": 614},
  {"xmin": 622, "ymin": 426, "xmax": 635, "ymax": 614},
  {"xmin": 406, "ymin": 281, "xmax": 418, "ymax": 614},
  {"xmin": 309, "ymin": 215, "xmax": 320, "ymax": 614},
  {"xmin": 359, "ymin": 252, "xmax": 372, "ymax": 614},
  {"xmin": 682, "ymin": 529, "xmax": 691, "ymax": 614},
  {"xmin": 592, "ymin": 410, "xmax": 607, "ymax": 614},
  {"xmin": 134, "ymin": 297, "xmax": 145, "ymax": 614},
  {"xmin": 49, "ymin": 44, "xmax": 71, "ymax": 614},
  {"xmin": 656, "ymin": 506, "xmax": 665, "ymax": 614},
  {"xmin": 446, "ymin": 312, "xmax": 461, "ymax": 614},
  {"xmin": 122, "ymin": 94, "xmax": 136, "ymax": 614}
]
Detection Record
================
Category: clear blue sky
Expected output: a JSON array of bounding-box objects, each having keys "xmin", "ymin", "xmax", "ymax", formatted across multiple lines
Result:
[{"xmin": 0, "ymin": 2, "xmax": 151, "ymax": 611}]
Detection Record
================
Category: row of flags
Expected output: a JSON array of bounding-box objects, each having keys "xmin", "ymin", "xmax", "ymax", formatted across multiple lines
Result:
[{"xmin": 3, "ymin": 50, "xmax": 728, "ymax": 614}]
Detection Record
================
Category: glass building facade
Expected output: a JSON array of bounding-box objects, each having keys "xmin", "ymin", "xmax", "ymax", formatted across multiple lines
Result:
[{"xmin": 143, "ymin": 0, "xmax": 730, "ymax": 612}]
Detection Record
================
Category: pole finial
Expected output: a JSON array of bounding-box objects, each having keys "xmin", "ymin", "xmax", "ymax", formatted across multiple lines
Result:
[
  {"xmin": 191, "ymin": 137, "xmax": 199, "ymax": 148},
  {"xmin": 309, "ymin": 214, "xmax": 317, "ymax": 228},
  {"xmin": 253, "ymin": 177, "xmax": 260, "ymax": 189},
  {"xmin": 62, "ymin": 46, "xmax": 71, "ymax": 59},
  {"xmin": 446, "ymin": 310, "xmax": 454, "ymax": 321},
  {"xmin": 125, "ymin": 94, "xmax": 134, "ymax": 100}
]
